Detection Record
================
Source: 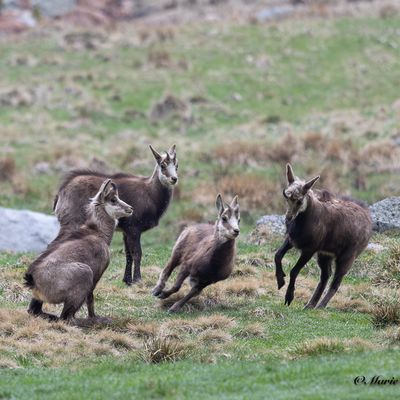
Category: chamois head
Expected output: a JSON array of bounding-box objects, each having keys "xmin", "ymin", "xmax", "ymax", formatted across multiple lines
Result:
[
  {"xmin": 91, "ymin": 179, "xmax": 133, "ymax": 219},
  {"xmin": 149, "ymin": 144, "xmax": 178, "ymax": 187},
  {"xmin": 215, "ymin": 194, "xmax": 240, "ymax": 241},
  {"xmin": 283, "ymin": 164, "xmax": 319, "ymax": 219}
]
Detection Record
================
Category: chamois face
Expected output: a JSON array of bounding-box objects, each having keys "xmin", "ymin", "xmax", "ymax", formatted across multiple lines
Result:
[
  {"xmin": 149, "ymin": 144, "xmax": 178, "ymax": 187},
  {"xmin": 283, "ymin": 164, "xmax": 320, "ymax": 219},
  {"xmin": 215, "ymin": 194, "xmax": 240, "ymax": 241},
  {"xmin": 93, "ymin": 179, "xmax": 133, "ymax": 220}
]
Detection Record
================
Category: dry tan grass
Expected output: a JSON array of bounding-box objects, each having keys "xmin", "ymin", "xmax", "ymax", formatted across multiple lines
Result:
[
  {"xmin": 235, "ymin": 323, "xmax": 267, "ymax": 339},
  {"xmin": 199, "ymin": 329, "xmax": 233, "ymax": 344},
  {"xmin": 369, "ymin": 288, "xmax": 400, "ymax": 328}
]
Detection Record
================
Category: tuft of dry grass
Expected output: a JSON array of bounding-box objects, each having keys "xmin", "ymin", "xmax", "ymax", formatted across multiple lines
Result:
[
  {"xmin": 199, "ymin": 329, "xmax": 232, "ymax": 344},
  {"xmin": 235, "ymin": 323, "xmax": 267, "ymax": 339},
  {"xmin": 369, "ymin": 289, "xmax": 400, "ymax": 328},
  {"xmin": 372, "ymin": 243, "xmax": 400, "ymax": 288},
  {"xmin": 220, "ymin": 278, "xmax": 261, "ymax": 297},
  {"xmin": 140, "ymin": 335, "xmax": 189, "ymax": 363},
  {"xmin": 0, "ymin": 157, "xmax": 16, "ymax": 181},
  {"xmin": 292, "ymin": 337, "xmax": 375, "ymax": 359},
  {"xmin": 380, "ymin": 326, "xmax": 400, "ymax": 346},
  {"xmin": 268, "ymin": 132, "xmax": 300, "ymax": 164}
]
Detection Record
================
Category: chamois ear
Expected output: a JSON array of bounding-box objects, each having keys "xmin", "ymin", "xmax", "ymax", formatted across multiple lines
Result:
[
  {"xmin": 168, "ymin": 144, "xmax": 176, "ymax": 159},
  {"xmin": 98, "ymin": 179, "xmax": 112, "ymax": 200},
  {"xmin": 149, "ymin": 144, "xmax": 163, "ymax": 164},
  {"xmin": 216, "ymin": 194, "xmax": 224, "ymax": 215},
  {"xmin": 302, "ymin": 175, "xmax": 320, "ymax": 193},
  {"xmin": 230, "ymin": 195, "xmax": 239, "ymax": 210},
  {"xmin": 286, "ymin": 163, "xmax": 295, "ymax": 184}
]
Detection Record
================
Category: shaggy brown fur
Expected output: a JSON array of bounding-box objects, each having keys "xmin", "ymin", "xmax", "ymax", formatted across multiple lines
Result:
[
  {"xmin": 152, "ymin": 195, "xmax": 240, "ymax": 312},
  {"xmin": 25, "ymin": 179, "xmax": 133, "ymax": 321},
  {"xmin": 53, "ymin": 145, "xmax": 178, "ymax": 285},
  {"xmin": 275, "ymin": 164, "xmax": 372, "ymax": 309}
]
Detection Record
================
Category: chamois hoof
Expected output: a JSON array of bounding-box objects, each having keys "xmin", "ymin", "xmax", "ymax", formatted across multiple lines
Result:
[
  {"xmin": 276, "ymin": 277, "xmax": 286, "ymax": 290},
  {"xmin": 122, "ymin": 278, "xmax": 133, "ymax": 286},
  {"xmin": 284, "ymin": 293, "xmax": 294, "ymax": 306},
  {"xmin": 151, "ymin": 287, "xmax": 162, "ymax": 297},
  {"xmin": 157, "ymin": 291, "xmax": 170, "ymax": 300},
  {"xmin": 132, "ymin": 276, "xmax": 142, "ymax": 284},
  {"xmin": 303, "ymin": 303, "xmax": 315, "ymax": 310}
]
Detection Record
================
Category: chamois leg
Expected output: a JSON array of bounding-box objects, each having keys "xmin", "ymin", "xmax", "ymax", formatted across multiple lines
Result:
[
  {"xmin": 60, "ymin": 293, "xmax": 88, "ymax": 321},
  {"xmin": 284, "ymin": 251, "xmax": 314, "ymax": 306},
  {"xmin": 152, "ymin": 253, "xmax": 181, "ymax": 297},
  {"xmin": 304, "ymin": 254, "xmax": 333, "ymax": 309},
  {"xmin": 87, "ymin": 291, "xmax": 95, "ymax": 318},
  {"xmin": 274, "ymin": 237, "xmax": 293, "ymax": 290},
  {"xmin": 157, "ymin": 268, "xmax": 189, "ymax": 299},
  {"xmin": 28, "ymin": 298, "xmax": 58, "ymax": 321},
  {"xmin": 316, "ymin": 255, "xmax": 355, "ymax": 309},
  {"xmin": 168, "ymin": 284, "xmax": 205, "ymax": 313},
  {"xmin": 122, "ymin": 233, "xmax": 133, "ymax": 286},
  {"xmin": 123, "ymin": 231, "xmax": 142, "ymax": 285}
]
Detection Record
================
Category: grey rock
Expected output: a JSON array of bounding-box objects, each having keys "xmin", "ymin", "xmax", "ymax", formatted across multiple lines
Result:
[
  {"xmin": 370, "ymin": 197, "xmax": 400, "ymax": 233},
  {"xmin": 0, "ymin": 207, "xmax": 59, "ymax": 253},
  {"xmin": 31, "ymin": 0, "xmax": 76, "ymax": 17},
  {"xmin": 256, "ymin": 215, "xmax": 286, "ymax": 235}
]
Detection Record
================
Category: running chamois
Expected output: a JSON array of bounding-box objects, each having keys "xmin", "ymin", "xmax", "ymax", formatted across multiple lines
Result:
[
  {"xmin": 53, "ymin": 144, "xmax": 178, "ymax": 286},
  {"xmin": 152, "ymin": 194, "xmax": 240, "ymax": 312},
  {"xmin": 25, "ymin": 179, "xmax": 133, "ymax": 321},
  {"xmin": 275, "ymin": 164, "xmax": 372, "ymax": 309}
]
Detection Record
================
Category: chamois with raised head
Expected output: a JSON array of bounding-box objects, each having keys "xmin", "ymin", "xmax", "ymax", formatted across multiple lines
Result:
[
  {"xmin": 53, "ymin": 144, "xmax": 178, "ymax": 286},
  {"xmin": 25, "ymin": 179, "xmax": 133, "ymax": 321},
  {"xmin": 275, "ymin": 164, "xmax": 372, "ymax": 309},
  {"xmin": 152, "ymin": 194, "xmax": 240, "ymax": 312}
]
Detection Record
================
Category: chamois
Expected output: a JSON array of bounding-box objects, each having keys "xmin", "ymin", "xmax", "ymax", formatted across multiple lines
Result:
[
  {"xmin": 53, "ymin": 144, "xmax": 178, "ymax": 286},
  {"xmin": 152, "ymin": 194, "xmax": 240, "ymax": 312},
  {"xmin": 25, "ymin": 179, "xmax": 133, "ymax": 321},
  {"xmin": 275, "ymin": 164, "xmax": 372, "ymax": 309}
]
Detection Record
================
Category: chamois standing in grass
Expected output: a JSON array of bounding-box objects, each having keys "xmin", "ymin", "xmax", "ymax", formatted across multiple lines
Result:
[
  {"xmin": 25, "ymin": 179, "xmax": 133, "ymax": 321},
  {"xmin": 275, "ymin": 164, "xmax": 372, "ymax": 309},
  {"xmin": 53, "ymin": 145, "xmax": 178, "ymax": 286},
  {"xmin": 152, "ymin": 194, "xmax": 240, "ymax": 312}
]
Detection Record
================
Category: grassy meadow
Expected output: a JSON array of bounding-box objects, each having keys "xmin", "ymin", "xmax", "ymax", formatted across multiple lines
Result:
[{"xmin": 0, "ymin": 11, "xmax": 400, "ymax": 399}]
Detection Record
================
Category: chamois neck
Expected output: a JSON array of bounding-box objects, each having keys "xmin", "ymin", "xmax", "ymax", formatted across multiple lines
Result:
[
  {"xmin": 86, "ymin": 204, "xmax": 116, "ymax": 245},
  {"xmin": 149, "ymin": 164, "xmax": 173, "ymax": 193}
]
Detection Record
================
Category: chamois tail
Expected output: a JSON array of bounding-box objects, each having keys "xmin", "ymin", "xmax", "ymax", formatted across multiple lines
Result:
[{"xmin": 24, "ymin": 273, "xmax": 35, "ymax": 289}]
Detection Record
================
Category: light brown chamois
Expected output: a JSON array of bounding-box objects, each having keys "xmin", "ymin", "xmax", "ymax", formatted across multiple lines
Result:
[
  {"xmin": 53, "ymin": 144, "xmax": 178, "ymax": 286},
  {"xmin": 24, "ymin": 179, "xmax": 133, "ymax": 321},
  {"xmin": 275, "ymin": 164, "xmax": 372, "ymax": 309},
  {"xmin": 152, "ymin": 194, "xmax": 240, "ymax": 312}
]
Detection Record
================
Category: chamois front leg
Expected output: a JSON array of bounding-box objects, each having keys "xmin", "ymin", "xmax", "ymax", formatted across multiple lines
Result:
[
  {"xmin": 122, "ymin": 233, "xmax": 133, "ymax": 286},
  {"xmin": 274, "ymin": 237, "xmax": 293, "ymax": 290},
  {"xmin": 157, "ymin": 268, "xmax": 189, "ymax": 299},
  {"xmin": 284, "ymin": 251, "xmax": 314, "ymax": 306},
  {"xmin": 152, "ymin": 253, "xmax": 181, "ymax": 297}
]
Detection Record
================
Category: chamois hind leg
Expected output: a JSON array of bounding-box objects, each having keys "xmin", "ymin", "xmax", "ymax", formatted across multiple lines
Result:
[
  {"xmin": 152, "ymin": 251, "xmax": 182, "ymax": 297},
  {"xmin": 60, "ymin": 293, "xmax": 88, "ymax": 321},
  {"xmin": 156, "ymin": 268, "xmax": 189, "ymax": 299},
  {"xmin": 28, "ymin": 298, "xmax": 58, "ymax": 321},
  {"xmin": 304, "ymin": 254, "xmax": 333, "ymax": 309},
  {"xmin": 275, "ymin": 237, "xmax": 293, "ymax": 290},
  {"xmin": 123, "ymin": 230, "xmax": 142, "ymax": 285},
  {"xmin": 316, "ymin": 254, "xmax": 355, "ymax": 309},
  {"xmin": 284, "ymin": 251, "xmax": 314, "ymax": 306},
  {"xmin": 168, "ymin": 283, "xmax": 205, "ymax": 313},
  {"xmin": 86, "ymin": 291, "xmax": 95, "ymax": 318}
]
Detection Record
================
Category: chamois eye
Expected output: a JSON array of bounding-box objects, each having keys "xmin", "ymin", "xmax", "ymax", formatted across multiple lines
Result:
[
  {"xmin": 222, "ymin": 216, "xmax": 228, "ymax": 222},
  {"xmin": 111, "ymin": 198, "xmax": 117, "ymax": 205},
  {"xmin": 296, "ymin": 200, "xmax": 302, "ymax": 206},
  {"xmin": 161, "ymin": 164, "xmax": 167, "ymax": 170}
]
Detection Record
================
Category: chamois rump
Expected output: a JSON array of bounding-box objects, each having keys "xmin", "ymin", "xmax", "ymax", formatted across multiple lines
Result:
[
  {"xmin": 275, "ymin": 164, "xmax": 372, "ymax": 309},
  {"xmin": 25, "ymin": 179, "xmax": 133, "ymax": 321},
  {"xmin": 152, "ymin": 194, "xmax": 240, "ymax": 312},
  {"xmin": 53, "ymin": 144, "xmax": 178, "ymax": 286}
]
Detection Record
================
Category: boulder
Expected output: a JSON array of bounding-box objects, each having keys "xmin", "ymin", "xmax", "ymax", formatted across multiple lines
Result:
[
  {"xmin": 370, "ymin": 197, "xmax": 400, "ymax": 233},
  {"xmin": 0, "ymin": 207, "xmax": 59, "ymax": 253}
]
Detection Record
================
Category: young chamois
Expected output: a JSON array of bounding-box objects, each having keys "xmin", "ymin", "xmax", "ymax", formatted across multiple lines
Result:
[
  {"xmin": 152, "ymin": 194, "xmax": 240, "ymax": 312},
  {"xmin": 274, "ymin": 164, "xmax": 372, "ymax": 309},
  {"xmin": 25, "ymin": 179, "xmax": 133, "ymax": 321},
  {"xmin": 53, "ymin": 144, "xmax": 178, "ymax": 286}
]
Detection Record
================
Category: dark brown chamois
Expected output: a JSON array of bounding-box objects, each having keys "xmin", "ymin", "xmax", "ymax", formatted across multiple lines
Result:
[
  {"xmin": 53, "ymin": 144, "xmax": 178, "ymax": 286},
  {"xmin": 275, "ymin": 164, "xmax": 372, "ymax": 309},
  {"xmin": 25, "ymin": 179, "xmax": 133, "ymax": 321},
  {"xmin": 152, "ymin": 194, "xmax": 240, "ymax": 312}
]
